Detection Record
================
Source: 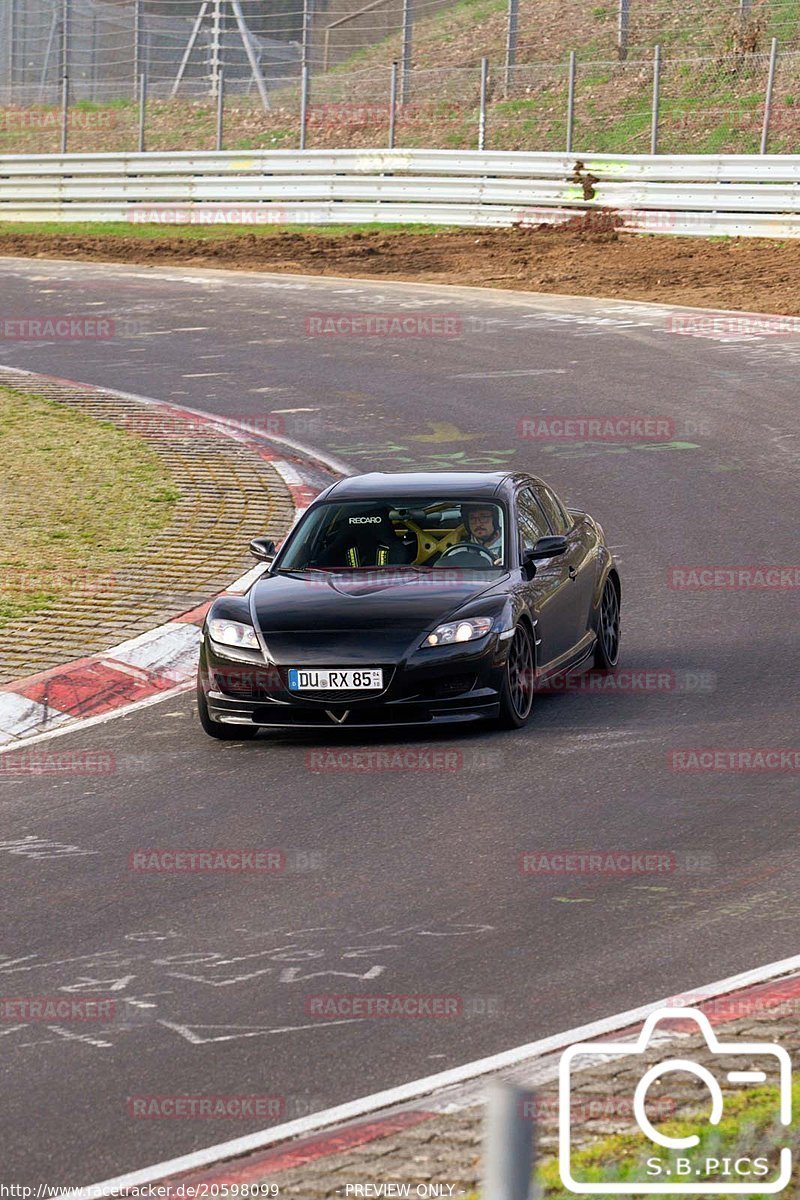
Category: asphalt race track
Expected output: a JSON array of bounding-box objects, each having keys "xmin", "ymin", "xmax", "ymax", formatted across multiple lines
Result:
[{"xmin": 1, "ymin": 258, "xmax": 798, "ymax": 1185}]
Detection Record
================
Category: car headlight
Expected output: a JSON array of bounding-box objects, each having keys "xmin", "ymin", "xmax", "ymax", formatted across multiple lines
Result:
[
  {"xmin": 207, "ymin": 618, "xmax": 261, "ymax": 650},
  {"xmin": 422, "ymin": 616, "xmax": 494, "ymax": 648}
]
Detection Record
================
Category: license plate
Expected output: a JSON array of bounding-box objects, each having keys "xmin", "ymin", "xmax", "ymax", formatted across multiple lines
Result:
[{"xmin": 287, "ymin": 668, "xmax": 383, "ymax": 691}]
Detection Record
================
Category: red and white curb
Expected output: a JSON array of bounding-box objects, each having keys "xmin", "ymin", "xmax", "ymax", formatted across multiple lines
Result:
[
  {"xmin": 71, "ymin": 951, "xmax": 800, "ymax": 1198},
  {"xmin": 0, "ymin": 368, "xmax": 346, "ymax": 750}
]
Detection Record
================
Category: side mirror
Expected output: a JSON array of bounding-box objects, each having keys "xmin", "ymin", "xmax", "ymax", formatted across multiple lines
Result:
[
  {"xmin": 526, "ymin": 535, "xmax": 569, "ymax": 562},
  {"xmin": 249, "ymin": 537, "xmax": 277, "ymax": 563},
  {"xmin": 527, "ymin": 537, "xmax": 566, "ymax": 559}
]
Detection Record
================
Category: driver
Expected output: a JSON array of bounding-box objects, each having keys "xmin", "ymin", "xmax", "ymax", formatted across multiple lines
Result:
[{"xmin": 459, "ymin": 503, "xmax": 503, "ymax": 564}]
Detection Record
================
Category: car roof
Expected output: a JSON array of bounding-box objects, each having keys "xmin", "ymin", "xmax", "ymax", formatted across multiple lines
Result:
[{"xmin": 324, "ymin": 471, "xmax": 527, "ymax": 501}]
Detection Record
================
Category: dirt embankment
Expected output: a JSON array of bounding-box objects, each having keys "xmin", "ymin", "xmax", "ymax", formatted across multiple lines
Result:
[{"xmin": 2, "ymin": 224, "xmax": 800, "ymax": 315}]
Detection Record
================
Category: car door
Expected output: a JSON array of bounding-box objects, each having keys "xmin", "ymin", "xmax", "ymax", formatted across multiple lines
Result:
[
  {"xmin": 534, "ymin": 482, "xmax": 598, "ymax": 654},
  {"xmin": 515, "ymin": 485, "xmax": 574, "ymax": 669}
]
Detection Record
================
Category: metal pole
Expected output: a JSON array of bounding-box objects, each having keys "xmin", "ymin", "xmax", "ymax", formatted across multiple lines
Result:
[
  {"xmin": 483, "ymin": 1082, "xmax": 535, "ymax": 1200},
  {"xmin": 134, "ymin": 0, "xmax": 142, "ymax": 100},
  {"xmin": 230, "ymin": 0, "xmax": 270, "ymax": 112},
  {"xmin": 504, "ymin": 0, "xmax": 518, "ymax": 97},
  {"xmin": 740, "ymin": 0, "xmax": 751, "ymax": 12},
  {"xmin": 39, "ymin": 9, "xmax": 59, "ymax": 103},
  {"xmin": 302, "ymin": 0, "xmax": 312, "ymax": 76},
  {"xmin": 478, "ymin": 56, "xmax": 488, "ymax": 150},
  {"xmin": 761, "ymin": 36, "xmax": 778, "ymax": 154},
  {"xmin": 138, "ymin": 71, "xmax": 147, "ymax": 152},
  {"xmin": 90, "ymin": 11, "xmax": 99, "ymax": 103},
  {"xmin": 8, "ymin": 0, "xmax": 18, "ymax": 99},
  {"xmin": 60, "ymin": 0, "xmax": 70, "ymax": 153},
  {"xmin": 566, "ymin": 50, "xmax": 576, "ymax": 154},
  {"xmin": 18, "ymin": 0, "xmax": 29, "ymax": 96},
  {"xmin": 210, "ymin": 0, "xmax": 222, "ymax": 99},
  {"xmin": 60, "ymin": 74, "xmax": 69, "ymax": 153},
  {"xmin": 650, "ymin": 42, "xmax": 661, "ymax": 154},
  {"xmin": 401, "ymin": 0, "xmax": 412, "ymax": 105},
  {"xmin": 388, "ymin": 59, "xmax": 398, "ymax": 148},
  {"xmin": 299, "ymin": 63, "xmax": 309, "ymax": 149},
  {"xmin": 618, "ymin": 0, "xmax": 629, "ymax": 61},
  {"xmin": 216, "ymin": 66, "xmax": 225, "ymax": 149},
  {"xmin": 172, "ymin": 0, "xmax": 209, "ymax": 98}
]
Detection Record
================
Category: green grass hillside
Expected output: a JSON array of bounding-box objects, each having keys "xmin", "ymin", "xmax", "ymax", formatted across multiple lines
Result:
[{"xmin": 0, "ymin": 0, "xmax": 798, "ymax": 153}]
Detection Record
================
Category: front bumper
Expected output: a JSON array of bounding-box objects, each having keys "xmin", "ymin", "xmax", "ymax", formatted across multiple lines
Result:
[{"xmin": 199, "ymin": 635, "xmax": 507, "ymax": 729}]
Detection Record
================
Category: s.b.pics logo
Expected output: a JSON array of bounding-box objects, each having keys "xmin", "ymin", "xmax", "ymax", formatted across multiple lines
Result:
[{"xmin": 559, "ymin": 1008, "xmax": 792, "ymax": 1194}]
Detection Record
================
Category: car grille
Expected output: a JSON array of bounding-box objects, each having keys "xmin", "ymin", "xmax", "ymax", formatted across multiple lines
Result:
[
  {"xmin": 421, "ymin": 673, "xmax": 477, "ymax": 700},
  {"xmin": 252, "ymin": 705, "xmax": 433, "ymax": 727}
]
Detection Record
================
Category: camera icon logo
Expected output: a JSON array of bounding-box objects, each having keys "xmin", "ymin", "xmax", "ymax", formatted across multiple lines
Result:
[{"xmin": 559, "ymin": 1007, "xmax": 792, "ymax": 1194}]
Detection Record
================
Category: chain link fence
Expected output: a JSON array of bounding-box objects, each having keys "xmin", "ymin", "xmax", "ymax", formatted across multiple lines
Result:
[
  {"xmin": 0, "ymin": 0, "xmax": 799, "ymax": 154},
  {"xmin": 0, "ymin": 0, "xmax": 301, "ymax": 104}
]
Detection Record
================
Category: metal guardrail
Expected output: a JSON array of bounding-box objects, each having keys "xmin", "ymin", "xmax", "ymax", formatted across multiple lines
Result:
[{"xmin": 1, "ymin": 149, "xmax": 800, "ymax": 236}]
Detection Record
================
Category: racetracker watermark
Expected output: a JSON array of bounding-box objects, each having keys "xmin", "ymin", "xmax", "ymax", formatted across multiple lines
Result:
[
  {"xmin": 304, "ymin": 994, "xmax": 498, "ymax": 1018},
  {"xmin": 210, "ymin": 667, "xmax": 283, "ymax": 693},
  {"xmin": 667, "ymin": 312, "xmax": 800, "ymax": 338},
  {"xmin": 667, "ymin": 566, "xmax": 800, "ymax": 590},
  {"xmin": 0, "ymin": 997, "xmax": 116, "ymax": 1021},
  {"xmin": 129, "ymin": 848, "xmax": 285, "ymax": 872},
  {"xmin": 667, "ymin": 990, "xmax": 800, "ymax": 1021},
  {"xmin": 0, "ymin": 317, "xmax": 115, "ymax": 340},
  {"xmin": 518, "ymin": 416, "xmax": 675, "ymax": 441},
  {"xmin": 305, "ymin": 748, "xmax": 461, "ymax": 772},
  {"xmin": 305, "ymin": 313, "xmax": 463, "ymax": 338},
  {"xmin": 0, "ymin": 750, "xmax": 115, "ymax": 776},
  {"xmin": 519, "ymin": 851, "xmax": 676, "ymax": 876},
  {"xmin": 296, "ymin": 569, "xmax": 473, "ymax": 588},
  {"xmin": 127, "ymin": 206, "xmax": 288, "ymax": 225},
  {"xmin": 531, "ymin": 669, "xmax": 717, "ymax": 694},
  {"xmin": 520, "ymin": 1094, "xmax": 679, "ymax": 1123},
  {"xmin": 668, "ymin": 749, "xmax": 800, "ymax": 772},
  {"xmin": 118, "ymin": 409, "xmax": 324, "ymax": 441},
  {"xmin": 127, "ymin": 1095, "xmax": 289, "ymax": 1120},
  {"xmin": 0, "ymin": 107, "xmax": 118, "ymax": 130},
  {"xmin": 518, "ymin": 850, "xmax": 716, "ymax": 875}
]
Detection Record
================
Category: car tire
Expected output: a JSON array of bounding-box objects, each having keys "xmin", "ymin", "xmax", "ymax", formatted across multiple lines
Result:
[
  {"xmin": 197, "ymin": 678, "xmax": 258, "ymax": 740},
  {"xmin": 497, "ymin": 623, "xmax": 535, "ymax": 729},
  {"xmin": 593, "ymin": 577, "xmax": 621, "ymax": 670}
]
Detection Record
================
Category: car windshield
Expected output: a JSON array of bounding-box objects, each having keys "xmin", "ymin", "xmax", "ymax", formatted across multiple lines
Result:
[{"xmin": 278, "ymin": 499, "xmax": 507, "ymax": 572}]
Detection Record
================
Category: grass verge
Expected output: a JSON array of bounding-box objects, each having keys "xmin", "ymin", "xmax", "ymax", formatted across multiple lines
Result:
[
  {"xmin": 0, "ymin": 387, "xmax": 179, "ymax": 627},
  {"xmin": 0, "ymin": 221, "xmax": 448, "ymax": 240},
  {"xmin": 464, "ymin": 1079, "xmax": 800, "ymax": 1199}
]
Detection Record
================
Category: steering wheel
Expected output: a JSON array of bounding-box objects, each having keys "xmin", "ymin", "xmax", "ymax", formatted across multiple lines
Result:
[{"xmin": 434, "ymin": 542, "xmax": 496, "ymax": 567}]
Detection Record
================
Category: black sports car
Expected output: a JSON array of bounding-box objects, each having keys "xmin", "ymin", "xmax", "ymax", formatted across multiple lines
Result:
[{"xmin": 197, "ymin": 470, "xmax": 621, "ymax": 738}]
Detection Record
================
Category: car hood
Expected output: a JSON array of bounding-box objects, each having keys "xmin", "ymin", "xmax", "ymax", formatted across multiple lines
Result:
[{"xmin": 251, "ymin": 569, "xmax": 504, "ymax": 634}]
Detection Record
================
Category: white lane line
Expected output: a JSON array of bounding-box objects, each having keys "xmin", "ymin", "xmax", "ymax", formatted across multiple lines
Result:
[
  {"xmin": 0, "ymin": 693, "xmax": 72, "ymax": 746},
  {"xmin": 72, "ymin": 951, "xmax": 800, "ymax": 1199},
  {"xmin": 0, "ymin": 681, "xmax": 195, "ymax": 753},
  {"xmin": 182, "ymin": 372, "xmax": 228, "ymax": 378},
  {"xmin": 450, "ymin": 368, "xmax": 568, "ymax": 378},
  {"xmin": 272, "ymin": 460, "xmax": 305, "ymax": 486},
  {"xmin": 110, "ymin": 622, "xmax": 202, "ymax": 681}
]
